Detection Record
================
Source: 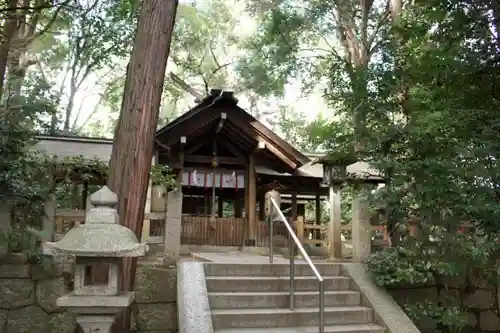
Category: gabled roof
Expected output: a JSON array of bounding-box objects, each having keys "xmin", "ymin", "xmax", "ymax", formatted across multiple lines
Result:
[{"xmin": 156, "ymin": 89, "xmax": 310, "ymax": 170}]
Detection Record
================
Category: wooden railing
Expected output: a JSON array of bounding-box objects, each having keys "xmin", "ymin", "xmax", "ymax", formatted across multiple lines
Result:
[
  {"xmin": 54, "ymin": 209, "xmax": 86, "ymax": 239},
  {"xmin": 54, "ymin": 208, "xmax": 167, "ymax": 240},
  {"xmin": 181, "ymin": 215, "xmax": 246, "ymax": 246},
  {"xmin": 52, "ymin": 209, "xmax": 392, "ymax": 248},
  {"xmin": 295, "ymin": 217, "xmax": 392, "ymax": 248}
]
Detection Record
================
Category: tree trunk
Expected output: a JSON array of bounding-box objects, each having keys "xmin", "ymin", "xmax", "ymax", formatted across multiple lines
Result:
[
  {"xmin": 63, "ymin": 83, "xmax": 76, "ymax": 132},
  {"xmin": 107, "ymin": 1, "xmax": 178, "ymax": 332},
  {"xmin": 0, "ymin": 0, "xmax": 19, "ymax": 100}
]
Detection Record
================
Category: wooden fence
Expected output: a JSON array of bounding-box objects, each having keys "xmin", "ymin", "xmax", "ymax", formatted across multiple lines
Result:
[
  {"xmin": 54, "ymin": 209, "xmax": 86, "ymax": 240},
  {"xmin": 179, "ymin": 215, "xmax": 390, "ymax": 248}
]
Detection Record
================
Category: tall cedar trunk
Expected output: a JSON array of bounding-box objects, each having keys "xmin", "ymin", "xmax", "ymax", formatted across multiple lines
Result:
[
  {"xmin": 107, "ymin": 1, "xmax": 179, "ymax": 332},
  {"xmin": 0, "ymin": 0, "xmax": 19, "ymax": 100}
]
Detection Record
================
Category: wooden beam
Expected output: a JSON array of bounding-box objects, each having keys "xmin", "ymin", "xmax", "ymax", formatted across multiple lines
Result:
[
  {"xmin": 155, "ymin": 139, "xmax": 171, "ymax": 156},
  {"xmin": 223, "ymin": 138, "xmax": 246, "ymax": 160},
  {"xmin": 184, "ymin": 155, "xmax": 244, "ymax": 165},
  {"xmin": 216, "ymin": 112, "xmax": 227, "ymax": 134},
  {"xmin": 258, "ymin": 140, "xmax": 297, "ymax": 170},
  {"xmin": 230, "ymin": 110, "xmax": 309, "ymax": 164},
  {"xmin": 165, "ymin": 112, "xmax": 221, "ymax": 146},
  {"xmin": 185, "ymin": 140, "xmax": 205, "ymax": 154}
]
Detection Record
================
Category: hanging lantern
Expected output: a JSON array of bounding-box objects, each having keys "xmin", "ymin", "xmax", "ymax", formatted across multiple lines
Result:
[{"xmin": 211, "ymin": 156, "xmax": 218, "ymax": 168}]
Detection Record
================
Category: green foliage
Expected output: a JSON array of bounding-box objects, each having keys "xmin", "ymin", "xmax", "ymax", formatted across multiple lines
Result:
[
  {"xmin": 247, "ymin": 1, "xmax": 500, "ymax": 331},
  {"xmin": 404, "ymin": 302, "xmax": 468, "ymax": 333},
  {"xmin": 150, "ymin": 164, "xmax": 176, "ymax": 188},
  {"xmin": 0, "ymin": 75, "xmax": 60, "ymax": 205},
  {"xmin": 0, "ymin": 229, "xmax": 50, "ymax": 267},
  {"xmin": 366, "ymin": 233, "xmax": 499, "ymax": 332},
  {"xmin": 365, "ymin": 246, "xmax": 433, "ymax": 286}
]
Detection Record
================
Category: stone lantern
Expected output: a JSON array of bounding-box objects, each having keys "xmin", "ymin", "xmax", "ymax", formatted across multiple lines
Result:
[
  {"xmin": 322, "ymin": 163, "xmax": 347, "ymax": 185},
  {"xmin": 43, "ymin": 186, "xmax": 148, "ymax": 333}
]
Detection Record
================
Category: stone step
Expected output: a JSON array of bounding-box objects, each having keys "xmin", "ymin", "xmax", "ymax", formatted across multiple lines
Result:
[
  {"xmin": 204, "ymin": 263, "xmax": 341, "ymax": 277},
  {"xmin": 211, "ymin": 306, "xmax": 373, "ymax": 329},
  {"xmin": 209, "ymin": 290, "xmax": 361, "ymax": 309},
  {"xmin": 214, "ymin": 323, "xmax": 385, "ymax": 333},
  {"xmin": 206, "ymin": 276, "xmax": 351, "ymax": 292}
]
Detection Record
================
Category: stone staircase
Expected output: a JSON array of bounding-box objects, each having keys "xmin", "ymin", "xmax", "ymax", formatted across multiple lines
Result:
[{"xmin": 204, "ymin": 262, "xmax": 386, "ymax": 333}]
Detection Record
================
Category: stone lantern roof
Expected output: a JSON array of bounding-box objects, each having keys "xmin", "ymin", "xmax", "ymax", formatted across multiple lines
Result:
[{"xmin": 43, "ymin": 186, "xmax": 148, "ymax": 257}]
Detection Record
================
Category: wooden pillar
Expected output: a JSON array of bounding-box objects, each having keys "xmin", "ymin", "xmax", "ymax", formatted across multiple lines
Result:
[
  {"xmin": 291, "ymin": 191, "xmax": 297, "ymax": 222},
  {"xmin": 217, "ymin": 195, "xmax": 223, "ymax": 217},
  {"xmin": 244, "ymin": 166, "xmax": 249, "ymax": 213},
  {"xmin": 258, "ymin": 193, "xmax": 265, "ymax": 221},
  {"xmin": 246, "ymin": 155, "xmax": 257, "ymax": 246},
  {"xmin": 234, "ymin": 197, "xmax": 240, "ymax": 218},
  {"xmin": 296, "ymin": 216, "xmax": 304, "ymax": 244},
  {"xmin": 328, "ymin": 183, "xmax": 342, "ymax": 258},
  {"xmin": 42, "ymin": 195, "xmax": 56, "ymax": 242},
  {"xmin": 315, "ymin": 188, "xmax": 321, "ymax": 224}
]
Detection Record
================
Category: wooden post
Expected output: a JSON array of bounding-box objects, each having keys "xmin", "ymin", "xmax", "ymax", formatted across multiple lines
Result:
[
  {"xmin": 246, "ymin": 155, "xmax": 257, "ymax": 246},
  {"xmin": 296, "ymin": 216, "xmax": 304, "ymax": 244},
  {"xmin": 291, "ymin": 191, "xmax": 297, "ymax": 223},
  {"xmin": 258, "ymin": 193, "xmax": 265, "ymax": 221},
  {"xmin": 234, "ymin": 197, "xmax": 240, "ymax": 218},
  {"xmin": 315, "ymin": 189, "xmax": 321, "ymax": 224},
  {"xmin": 42, "ymin": 196, "xmax": 56, "ymax": 242},
  {"xmin": 217, "ymin": 196, "xmax": 223, "ymax": 217},
  {"xmin": 328, "ymin": 184, "xmax": 342, "ymax": 258}
]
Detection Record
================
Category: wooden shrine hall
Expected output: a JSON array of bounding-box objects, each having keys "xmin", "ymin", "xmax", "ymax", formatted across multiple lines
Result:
[{"xmin": 155, "ymin": 89, "xmax": 327, "ymax": 247}]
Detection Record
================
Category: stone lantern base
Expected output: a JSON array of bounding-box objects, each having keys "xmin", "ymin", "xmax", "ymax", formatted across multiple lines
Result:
[
  {"xmin": 56, "ymin": 291, "xmax": 134, "ymax": 312},
  {"xmin": 77, "ymin": 315, "xmax": 116, "ymax": 333},
  {"xmin": 57, "ymin": 292, "xmax": 135, "ymax": 333}
]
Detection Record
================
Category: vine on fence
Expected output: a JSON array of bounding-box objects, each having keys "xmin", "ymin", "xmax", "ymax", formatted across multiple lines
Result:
[{"xmin": 1, "ymin": 151, "xmax": 109, "ymax": 261}]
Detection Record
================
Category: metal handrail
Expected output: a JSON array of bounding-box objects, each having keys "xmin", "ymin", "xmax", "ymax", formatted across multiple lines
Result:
[{"xmin": 269, "ymin": 197, "xmax": 325, "ymax": 333}]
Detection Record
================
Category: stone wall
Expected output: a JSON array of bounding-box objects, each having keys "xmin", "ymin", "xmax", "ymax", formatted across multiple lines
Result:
[
  {"xmin": 0, "ymin": 260, "xmax": 178, "ymax": 333},
  {"xmin": 132, "ymin": 264, "xmax": 178, "ymax": 333},
  {"xmin": 0, "ymin": 261, "xmax": 77, "ymax": 333},
  {"xmin": 388, "ymin": 282, "xmax": 499, "ymax": 333}
]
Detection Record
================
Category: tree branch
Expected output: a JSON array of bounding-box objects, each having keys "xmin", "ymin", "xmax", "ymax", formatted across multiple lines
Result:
[
  {"xmin": 169, "ymin": 71, "xmax": 204, "ymax": 102},
  {"xmin": 0, "ymin": 0, "xmax": 73, "ymax": 12}
]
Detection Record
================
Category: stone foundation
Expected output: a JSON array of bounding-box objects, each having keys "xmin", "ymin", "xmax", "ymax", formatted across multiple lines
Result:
[
  {"xmin": 0, "ymin": 261, "xmax": 76, "ymax": 333},
  {"xmin": 388, "ymin": 282, "xmax": 500, "ymax": 333},
  {"xmin": 132, "ymin": 264, "xmax": 177, "ymax": 333},
  {"xmin": 0, "ymin": 260, "xmax": 178, "ymax": 333}
]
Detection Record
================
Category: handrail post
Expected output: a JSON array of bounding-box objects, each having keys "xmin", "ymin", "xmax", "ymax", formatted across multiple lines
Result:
[
  {"xmin": 269, "ymin": 197, "xmax": 324, "ymax": 333},
  {"xmin": 289, "ymin": 233, "xmax": 295, "ymax": 309},
  {"xmin": 319, "ymin": 280, "xmax": 325, "ymax": 333}
]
